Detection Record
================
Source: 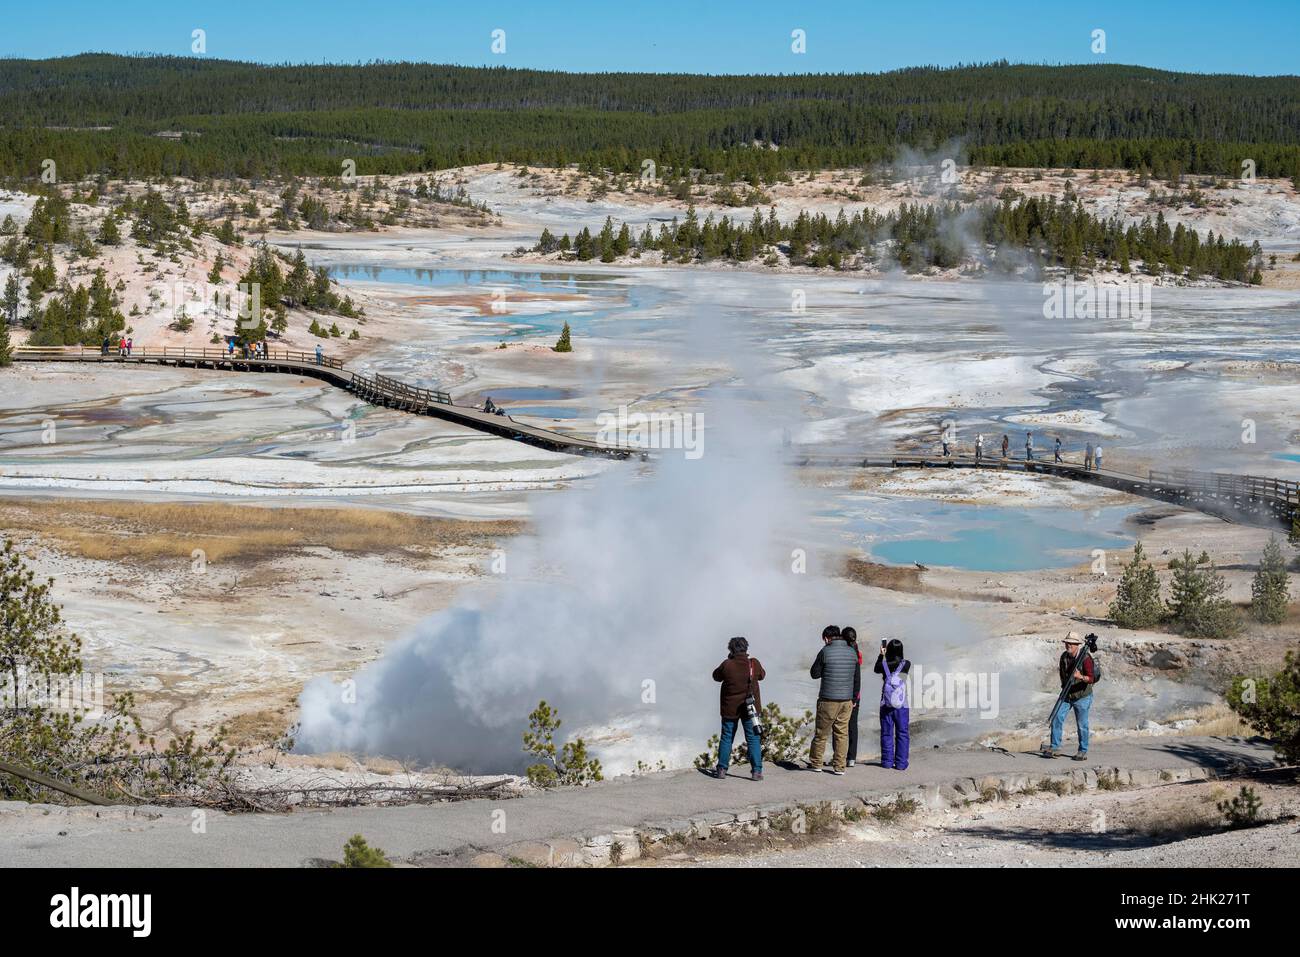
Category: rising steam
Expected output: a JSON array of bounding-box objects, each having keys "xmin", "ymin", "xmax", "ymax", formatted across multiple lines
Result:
[{"xmin": 296, "ymin": 315, "xmax": 832, "ymax": 773}]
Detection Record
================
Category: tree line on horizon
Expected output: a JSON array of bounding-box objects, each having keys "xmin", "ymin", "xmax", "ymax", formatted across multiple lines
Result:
[{"xmin": 1, "ymin": 56, "xmax": 1298, "ymax": 183}]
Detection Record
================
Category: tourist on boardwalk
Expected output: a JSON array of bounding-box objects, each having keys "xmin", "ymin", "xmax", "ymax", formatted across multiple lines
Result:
[
  {"xmin": 1094, "ymin": 444, "xmax": 1103, "ymax": 470},
  {"xmin": 1043, "ymin": 632, "xmax": 1096, "ymax": 761},
  {"xmin": 975, "ymin": 433, "xmax": 984, "ymax": 462},
  {"xmin": 1084, "ymin": 442, "xmax": 1094, "ymax": 471},
  {"xmin": 315, "ymin": 343, "xmax": 323, "ymax": 365},
  {"xmin": 843, "ymin": 626, "xmax": 863, "ymax": 768},
  {"xmin": 1025, "ymin": 431, "xmax": 1034, "ymax": 461},
  {"xmin": 808, "ymin": 625, "xmax": 857, "ymax": 775},
  {"xmin": 126, "ymin": 337, "xmax": 133, "ymax": 356},
  {"xmin": 710, "ymin": 636, "xmax": 765, "ymax": 781},
  {"xmin": 940, "ymin": 422, "xmax": 950, "ymax": 458},
  {"xmin": 484, "ymin": 396, "xmax": 497, "ymax": 414},
  {"xmin": 1054, "ymin": 436, "xmax": 1063, "ymax": 463},
  {"xmin": 1000, "ymin": 434, "xmax": 1009, "ymax": 459},
  {"xmin": 875, "ymin": 638, "xmax": 911, "ymax": 770},
  {"xmin": 118, "ymin": 336, "xmax": 126, "ymax": 356},
  {"xmin": 101, "ymin": 336, "xmax": 110, "ymax": 356}
]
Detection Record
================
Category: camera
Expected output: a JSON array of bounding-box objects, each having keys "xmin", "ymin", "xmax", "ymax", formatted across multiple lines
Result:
[{"xmin": 744, "ymin": 695, "xmax": 763, "ymax": 736}]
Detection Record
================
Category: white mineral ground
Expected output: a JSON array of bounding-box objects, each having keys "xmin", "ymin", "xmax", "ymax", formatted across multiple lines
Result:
[{"xmin": 0, "ymin": 165, "xmax": 1297, "ymax": 780}]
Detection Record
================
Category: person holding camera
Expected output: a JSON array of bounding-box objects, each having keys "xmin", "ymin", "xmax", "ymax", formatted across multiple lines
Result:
[
  {"xmin": 1043, "ymin": 632, "xmax": 1096, "ymax": 760},
  {"xmin": 808, "ymin": 625, "xmax": 857, "ymax": 775},
  {"xmin": 875, "ymin": 638, "xmax": 911, "ymax": 770},
  {"xmin": 711, "ymin": 636, "xmax": 766, "ymax": 781}
]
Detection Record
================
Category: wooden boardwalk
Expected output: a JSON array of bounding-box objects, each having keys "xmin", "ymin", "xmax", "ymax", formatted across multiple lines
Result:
[
  {"xmin": 13, "ymin": 345, "xmax": 634, "ymax": 458},
  {"xmin": 794, "ymin": 452, "xmax": 1300, "ymax": 531},
  {"xmin": 13, "ymin": 346, "xmax": 1297, "ymax": 529}
]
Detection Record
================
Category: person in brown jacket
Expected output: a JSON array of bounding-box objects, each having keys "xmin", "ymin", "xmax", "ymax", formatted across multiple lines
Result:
[{"xmin": 711, "ymin": 636, "xmax": 765, "ymax": 781}]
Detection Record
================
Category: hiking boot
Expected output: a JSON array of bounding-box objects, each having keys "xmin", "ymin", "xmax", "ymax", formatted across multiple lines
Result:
[
  {"xmin": 713, "ymin": 766, "xmax": 727, "ymax": 779},
  {"xmin": 1071, "ymin": 752, "xmax": 1089, "ymax": 762},
  {"xmin": 751, "ymin": 770, "xmax": 763, "ymax": 782},
  {"xmin": 1040, "ymin": 746, "xmax": 1058, "ymax": 759}
]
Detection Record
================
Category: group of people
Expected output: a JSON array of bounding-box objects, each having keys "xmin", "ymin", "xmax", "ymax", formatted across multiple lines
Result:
[
  {"xmin": 963, "ymin": 429, "xmax": 1103, "ymax": 471},
  {"xmin": 481, "ymin": 396, "xmax": 508, "ymax": 417},
  {"xmin": 709, "ymin": 626, "xmax": 911, "ymax": 781},
  {"xmin": 101, "ymin": 336, "xmax": 133, "ymax": 356},
  {"xmin": 220, "ymin": 339, "xmax": 277, "ymax": 360},
  {"xmin": 235, "ymin": 340, "xmax": 270, "ymax": 359},
  {"xmin": 709, "ymin": 627, "xmax": 1098, "ymax": 781}
]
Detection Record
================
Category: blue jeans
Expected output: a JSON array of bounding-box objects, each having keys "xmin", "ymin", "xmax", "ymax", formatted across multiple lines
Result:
[
  {"xmin": 719, "ymin": 715, "xmax": 762, "ymax": 772},
  {"xmin": 1051, "ymin": 693, "xmax": 1092, "ymax": 753}
]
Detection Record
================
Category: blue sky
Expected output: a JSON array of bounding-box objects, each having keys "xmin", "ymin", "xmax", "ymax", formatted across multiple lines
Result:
[{"xmin": 1, "ymin": 0, "xmax": 1295, "ymax": 75}]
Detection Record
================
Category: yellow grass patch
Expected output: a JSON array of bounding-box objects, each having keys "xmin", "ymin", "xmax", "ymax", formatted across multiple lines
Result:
[{"xmin": 0, "ymin": 498, "xmax": 523, "ymax": 564}]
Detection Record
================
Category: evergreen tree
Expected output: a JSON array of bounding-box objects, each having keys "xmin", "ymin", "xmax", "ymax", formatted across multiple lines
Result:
[
  {"xmin": 207, "ymin": 252, "xmax": 225, "ymax": 285},
  {"xmin": 96, "ymin": 213, "xmax": 121, "ymax": 246},
  {"xmin": 1168, "ymin": 549, "xmax": 1239, "ymax": 638},
  {"xmin": 1108, "ymin": 541, "xmax": 1165, "ymax": 629},
  {"xmin": 285, "ymin": 249, "xmax": 311, "ymax": 306},
  {"xmin": 215, "ymin": 218, "xmax": 240, "ymax": 246},
  {"xmin": 553, "ymin": 321, "xmax": 572, "ymax": 353},
  {"xmin": 1250, "ymin": 537, "xmax": 1291, "ymax": 624},
  {"xmin": 0, "ymin": 310, "xmax": 11, "ymax": 366},
  {"xmin": 1227, "ymin": 643, "xmax": 1300, "ymax": 764},
  {"xmin": 1, "ymin": 272, "xmax": 21, "ymax": 326}
]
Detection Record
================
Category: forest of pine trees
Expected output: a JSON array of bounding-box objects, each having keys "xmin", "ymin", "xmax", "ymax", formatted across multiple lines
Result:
[
  {"xmin": 536, "ymin": 194, "xmax": 1262, "ymax": 282},
  {"xmin": 0, "ymin": 56, "xmax": 1297, "ymax": 183}
]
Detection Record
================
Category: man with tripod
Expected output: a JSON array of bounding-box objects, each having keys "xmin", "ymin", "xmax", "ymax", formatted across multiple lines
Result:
[{"xmin": 1043, "ymin": 632, "xmax": 1096, "ymax": 760}]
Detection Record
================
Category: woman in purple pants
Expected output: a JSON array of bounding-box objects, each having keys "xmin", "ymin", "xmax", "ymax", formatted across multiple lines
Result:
[{"xmin": 874, "ymin": 638, "xmax": 911, "ymax": 770}]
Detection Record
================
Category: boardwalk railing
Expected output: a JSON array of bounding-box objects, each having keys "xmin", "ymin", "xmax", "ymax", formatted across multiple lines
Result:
[
  {"xmin": 19, "ymin": 344, "xmax": 346, "ymax": 370},
  {"xmin": 11, "ymin": 347, "xmax": 1299, "ymax": 524},
  {"xmin": 795, "ymin": 452, "xmax": 1299, "ymax": 531},
  {"xmin": 12, "ymin": 344, "xmax": 629, "ymax": 457},
  {"xmin": 353, "ymin": 370, "xmax": 452, "ymax": 408},
  {"xmin": 1148, "ymin": 468, "xmax": 1299, "ymax": 527}
]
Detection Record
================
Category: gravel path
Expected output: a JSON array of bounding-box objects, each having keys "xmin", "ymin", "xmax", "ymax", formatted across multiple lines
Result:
[{"xmin": 652, "ymin": 779, "xmax": 1300, "ymax": 868}]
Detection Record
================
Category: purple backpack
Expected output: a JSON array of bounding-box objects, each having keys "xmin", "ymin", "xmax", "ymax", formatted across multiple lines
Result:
[{"xmin": 881, "ymin": 659, "xmax": 908, "ymax": 709}]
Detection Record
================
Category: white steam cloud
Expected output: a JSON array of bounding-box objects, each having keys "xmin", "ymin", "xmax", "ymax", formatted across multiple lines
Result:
[{"xmin": 295, "ymin": 335, "xmax": 833, "ymax": 773}]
